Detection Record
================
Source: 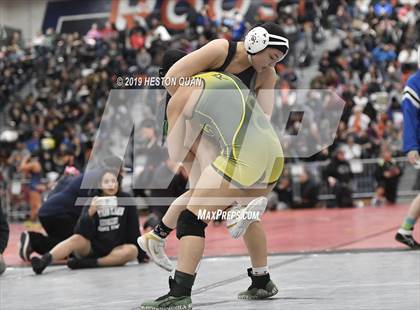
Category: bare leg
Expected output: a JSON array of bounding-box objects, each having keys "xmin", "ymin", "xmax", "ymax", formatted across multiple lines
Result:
[
  {"xmin": 50, "ymin": 234, "xmax": 91, "ymax": 261},
  {"xmin": 161, "ymin": 121, "xmax": 218, "ymax": 229},
  {"xmin": 243, "ymin": 222, "xmax": 268, "ymax": 268},
  {"xmin": 97, "ymin": 244, "xmax": 138, "ymax": 267},
  {"xmin": 396, "ymin": 194, "xmax": 420, "ymax": 248},
  {"xmin": 31, "ymin": 234, "xmax": 92, "ymax": 274}
]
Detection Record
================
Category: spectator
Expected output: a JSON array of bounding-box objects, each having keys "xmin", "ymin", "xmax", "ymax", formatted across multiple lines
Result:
[
  {"xmin": 373, "ymin": 0, "xmax": 393, "ymax": 17},
  {"xmin": 271, "ymin": 167, "xmax": 293, "ymax": 210},
  {"xmin": 137, "ymin": 48, "xmax": 152, "ymax": 73},
  {"xmin": 291, "ymin": 168, "xmax": 319, "ymax": 209},
  {"xmin": 101, "ymin": 21, "xmax": 118, "ymax": 41},
  {"xmin": 324, "ymin": 149, "xmax": 354, "ymax": 208},
  {"xmin": 30, "ymin": 169, "xmax": 146, "ymax": 275},
  {"xmin": 348, "ymin": 105, "xmax": 371, "ymax": 134},
  {"xmin": 134, "ymin": 119, "xmax": 166, "ymax": 197},
  {"xmin": 372, "ymin": 44, "xmax": 396, "ymax": 64},
  {"xmin": 341, "ymin": 135, "xmax": 362, "ymax": 160},
  {"xmin": 148, "ymin": 18, "xmax": 171, "ymax": 45},
  {"xmin": 372, "ymin": 147, "xmax": 403, "ymax": 206},
  {"xmin": 85, "ymin": 23, "xmax": 102, "ymax": 41},
  {"xmin": 130, "ymin": 28, "xmax": 146, "ymax": 50},
  {"xmin": 19, "ymin": 151, "xmax": 43, "ymax": 223},
  {"xmin": 0, "ymin": 206, "xmax": 9, "ymax": 275}
]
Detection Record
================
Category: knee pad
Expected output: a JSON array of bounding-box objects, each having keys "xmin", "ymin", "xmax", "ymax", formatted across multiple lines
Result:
[{"xmin": 176, "ymin": 209, "xmax": 208, "ymax": 240}]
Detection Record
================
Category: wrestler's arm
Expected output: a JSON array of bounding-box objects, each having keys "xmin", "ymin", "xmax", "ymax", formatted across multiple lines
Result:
[
  {"xmin": 255, "ymin": 68, "xmax": 278, "ymax": 119},
  {"xmin": 164, "ymin": 39, "xmax": 227, "ymax": 96}
]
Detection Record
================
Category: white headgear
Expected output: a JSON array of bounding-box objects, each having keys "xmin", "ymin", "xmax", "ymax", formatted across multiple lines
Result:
[{"xmin": 244, "ymin": 26, "xmax": 289, "ymax": 60}]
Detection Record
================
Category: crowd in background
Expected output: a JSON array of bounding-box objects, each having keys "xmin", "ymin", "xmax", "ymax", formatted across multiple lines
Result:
[{"xmin": 0, "ymin": 0, "xmax": 420, "ymax": 225}]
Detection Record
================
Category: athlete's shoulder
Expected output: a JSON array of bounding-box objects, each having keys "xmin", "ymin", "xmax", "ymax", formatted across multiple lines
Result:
[{"xmin": 203, "ymin": 38, "xmax": 229, "ymax": 52}]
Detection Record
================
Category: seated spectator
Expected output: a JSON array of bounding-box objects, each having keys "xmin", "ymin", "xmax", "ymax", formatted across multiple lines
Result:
[
  {"xmin": 291, "ymin": 168, "xmax": 319, "ymax": 209},
  {"xmin": 30, "ymin": 169, "xmax": 145, "ymax": 274},
  {"xmin": 372, "ymin": 148, "xmax": 403, "ymax": 206},
  {"xmin": 324, "ymin": 149, "xmax": 354, "ymax": 208},
  {"xmin": 18, "ymin": 157, "xmax": 122, "ymax": 261},
  {"xmin": 271, "ymin": 167, "xmax": 293, "ymax": 210},
  {"xmin": 0, "ymin": 206, "xmax": 9, "ymax": 275}
]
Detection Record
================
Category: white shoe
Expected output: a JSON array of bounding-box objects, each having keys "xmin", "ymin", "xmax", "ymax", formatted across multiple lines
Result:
[
  {"xmin": 137, "ymin": 231, "xmax": 174, "ymax": 272},
  {"xmin": 226, "ymin": 197, "xmax": 268, "ymax": 239}
]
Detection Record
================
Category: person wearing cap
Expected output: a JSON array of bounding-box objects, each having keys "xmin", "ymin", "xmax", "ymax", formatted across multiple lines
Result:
[
  {"xmin": 395, "ymin": 46, "xmax": 420, "ymax": 249},
  {"xmin": 139, "ymin": 22, "xmax": 288, "ymax": 309}
]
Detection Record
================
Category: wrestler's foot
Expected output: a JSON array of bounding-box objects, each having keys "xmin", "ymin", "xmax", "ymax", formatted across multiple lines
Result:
[
  {"xmin": 395, "ymin": 230, "xmax": 420, "ymax": 249},
  {"xmin": 140, "ymin": 277, "xmax": 192, "ymax": 310},
  {"xmin": 238, "ymin": 268, "xmax": 279, "ymax": 300},
  {"xmin": 138, "ymin": 231, "xmax": 174, "ymax": 272}
]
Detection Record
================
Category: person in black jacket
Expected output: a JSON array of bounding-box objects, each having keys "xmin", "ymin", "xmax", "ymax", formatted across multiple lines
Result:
[
  {"xmin": 324, "ymin": 149, "xmax": 354, "ymax": 208},
  {"xmin": 0, "ymin": 205, "xmax": 9, "ymax": 275},
  {"xmin": 292, "ymin": 168, "xmax": 320, "ymax": 209},
  {"xmin": 372, "ymin": 148, "xmax": 402, "ymax": 205},
  {"xmin": 30, "ymin": 168, "xmax": 143, "ymax": 274}
]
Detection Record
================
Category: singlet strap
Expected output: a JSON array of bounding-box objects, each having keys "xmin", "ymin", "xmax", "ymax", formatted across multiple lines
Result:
[{"xmin": 216, "ymin": 41, "xmax": 237, "ymax": 71}]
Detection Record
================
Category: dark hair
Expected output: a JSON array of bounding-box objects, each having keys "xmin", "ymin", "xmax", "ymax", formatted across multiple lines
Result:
[
  {"xmin": 159, "ymin": 49, "xmax": 188, "ymax": 78},
  {"xmin": 258, "ymin": 22, "xmax": 289, "ymax": 54},
  {"xmin": 95, "ymin": 168, "xmax": 123, "ymax": 197}
]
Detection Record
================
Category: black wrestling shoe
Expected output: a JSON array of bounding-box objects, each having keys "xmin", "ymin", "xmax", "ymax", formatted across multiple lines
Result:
[
  {"xmin": 140, "ymin": 277, "xmax": 192, "ymax": 310},
  {"xmin": 31, "ymin": 256, "xmax": 49, "ymax": 275},
  {"xmin": 19, "ymin": 231, "xmax": 33, "ymax": 261},
  {"xmin": 67, "ymin": 258, "xmax": 98, "ymax": 270},
  {"xmin": 395, "ymin": 232, "xmax": 420, "ymax": 249},
  {"xmin": 238, "ymin": 268, "xmax": 279, "ymax": 300}
]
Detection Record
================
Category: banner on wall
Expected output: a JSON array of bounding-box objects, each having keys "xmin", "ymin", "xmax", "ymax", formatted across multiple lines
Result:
[{"xmin": 43, "ymin": 0, "xmax": 278, "ymax": 34}]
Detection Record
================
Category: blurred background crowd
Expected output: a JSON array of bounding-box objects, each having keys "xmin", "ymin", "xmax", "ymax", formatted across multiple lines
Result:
[{"xmin": 0, "ymin": 0, "xmax": 419, "ymax": 227}]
